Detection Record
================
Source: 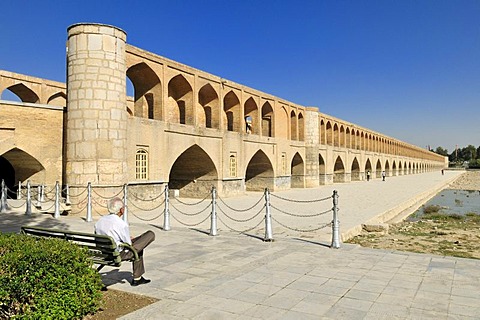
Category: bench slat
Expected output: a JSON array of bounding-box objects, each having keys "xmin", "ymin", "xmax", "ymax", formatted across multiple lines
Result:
[{"xmin": 20, "ymin": 225, "xmax": 138, "ymax": 270}]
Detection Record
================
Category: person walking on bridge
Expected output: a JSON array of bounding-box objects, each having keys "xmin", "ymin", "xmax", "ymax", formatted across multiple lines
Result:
[{"xmin": 382, "ymin": 171, "xmax": 386, "ymax": 181}]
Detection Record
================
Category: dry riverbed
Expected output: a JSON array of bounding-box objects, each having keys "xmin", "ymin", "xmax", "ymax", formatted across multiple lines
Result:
[{"xmin": 347, "ymin": 170, "xmax": 480, "ymax": 259}]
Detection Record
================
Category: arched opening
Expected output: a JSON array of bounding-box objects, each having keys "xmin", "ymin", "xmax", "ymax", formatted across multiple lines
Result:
[
  {"xmin": 399, "ymin": 161, "xmax": 403, "ymax": 175},
  {"xmin": 333, "ymin": 124, "xmax": 339, "ymax": 147},
  {"xmin": 326, "ymin": 121, "xmax": 333, "ymax": 145},
  {"xmin": 127, "ymin": 63, "xmax": 162, "ymax": 120},
  {"xmin": 223, "ymin": 91, "xmax": 241, "ymax": 132},
  {"xmin": 3, "ymin": 83, "xmax": 39, "ymax": 103},
  {"xmin": 261, "ymin": 101, "xmax": 274, "ymax": 137},
  {"xmin": 385, "ymin": 160, "xmax": 390, "ymax": 176},
  {"xmin": 198, "ymin": 83, "xmax": 219, "ymax": 129},
  {"xmin": 168, "ymin": 145, "xmax": 217, "ymax": 197},
  {"xmin": 376, "ymin": 159, "xmax": 382, "ymax": 178},
  {"xmin": 339, "ymin": 125, "xmax": 345, "ymax": 147},
  {"xmin": 244, "ymin": 97, "xmax": 258, "ymax": 134},
  {"xmin": 47, "ymin": 92, "xmax": 67, "ymax": 107},
  {"xmin": 320, "ymin": 120, "xmax": 325, "ymax": 145},
  {"xmin": 0, "ymin": 148, "xmax": 45, "ymax": 190},
  {"xmin": 333, "ymin": 156, "xmax": 345, "ymax": 183},
  {"xmin": 351, "ymin": 157, "xmax": 360, "ymax": 181},
  {"xmin": 392, "ymin": 161, "xmax": 397, "ymax": 176},
  {"xmin": 319, "ymin": 154, "xmax": 326, "ymax": 185},
  {"xmin": 168, "ymin": 74, "xmax": 193, "ymax": 124},
  {"xmin": 365, "ymin": 158, "xmax": 372, "ymax": 180},
  {"xmin": 298, "ymin": 113, "xmax": 304, "ymax": 141},
  {"xmin": 245, "ymin": 150, "xmax": 274, "ymax": 191},
  {"xmin": 346, "ymin": 127, "xmax": 351, "ymax": 148},
  {"xmin": 0, "ymin": 156, "xmax": 15, "ymax": 197},
  {"xmin": 290, "ymin": 111, "xmax": 297, "ymax": 140},
  {"xmin": 277, "ymin": 107, "xmax": 288, "ymax": 139},
  {"xmin": 291, "ymin": 153, "xmax": 304, "ymax": 188}
]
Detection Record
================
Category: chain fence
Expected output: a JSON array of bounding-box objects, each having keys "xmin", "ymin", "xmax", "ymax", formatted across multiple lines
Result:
[{"xmin": 1, "ymin": 179, "xmax": 341, "ymax": 247}]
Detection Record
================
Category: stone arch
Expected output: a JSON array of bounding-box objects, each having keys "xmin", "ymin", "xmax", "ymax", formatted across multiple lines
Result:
[
  {"xmin": 339, "ymin": 125, "xmax": 345, "ymax": 147},
  {"xmin": 276, "ymin": 107, "xmax": 288, "ymax": 139},
  {"xmin": 0, "ymin": 148, "xmax": 45, "ymax": 187},
  {"xmin": 333, "ymin": 123, "xmax": 339, "ymax": 147},
  {"xmin": 244, "ymin": 97, "xmax": 259, "ymax": 134},
  {"xmin": 333, "ymin": 156, "xmax": 345, "ymax": 183},
  {"xmin": 4, "ymin": 83, "xmax": 39, "ymax": 103},
  {"xmin": 261, "ymin": 101, "xmax": 274, "ymax": 137},
  {"xmin": 298, "ymin": 113, "xmax": 304, "ymax": 141},
  {"xmin": 351, "ymin": 157, "xmax": 360, "ymax": 181},
  {"xmin": 320, "ymin": 120, "xmax": 325, "ymax": 144},
  {"xmin": 47, "ymin": 92, "xmax": 67, "ymax": 107},
  {"xmin": 398, "ymin": 161, "xmax": 403, "ymax": 175},
  {"xmin": 290, "ymin": 110, "xmax": 297, "ymax": 140},
  {"xmin": 245, "ymin": 150, "xmax": 274, "ymax": 191},
  {"xmin": 168, "ymin": 74, "xmax": 193, "ymax": 125},
  {"xmin": 346, "ymin": 127, "xmax": 351, "ymax": 148},
  {"xmin": 291, "ymin": 152, "xmax": 304, "ymax": 188},
  {"xmin": 198, "ymin": 83, "xmax": 219, "ymax": 129},
  {"xmin": 365, "ymin": 158, "xmax": 372, "ymax": 175},
  {"xmin": 356, "ymin": 130, "xmax": 361, "ymax": 149},
  {"xmin": 223, "ymin": 91, "xmax": 241, "ymax": 132},
  {"xmin": 376, "ymin": 159, "xmax": 382, "ymax": 178},
  {"xmin": 168, "ymin": 144, "xmax": 218, "ymax": 197},
  {"xmin": 326, "ymin": 121, "xmax": 333, "ymax": 145},
  {"xmin": 127, "ymin": 62, "xmax": 162, "ymax": 120},
  {"xmin": 392, "ymin": 160, "xmax": 397, "ymax": 176},
  {"xmin": 385, "ymin": 160, "xmax": 390, "ymax": 176},
  {"xmin": 319, "ymin": 153, "xmax": 326, "ymax": 185},
  {"xmin": 408, "ymin": 162, "xmax": 412, "ymax": 174}
]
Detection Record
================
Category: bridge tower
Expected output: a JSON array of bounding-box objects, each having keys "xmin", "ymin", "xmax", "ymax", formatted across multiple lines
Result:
[{"xmin": 65, "ymin": 23, "xmax": 128, "ymax": 187}]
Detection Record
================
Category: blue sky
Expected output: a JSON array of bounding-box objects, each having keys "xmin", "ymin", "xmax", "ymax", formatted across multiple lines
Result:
[{"xmin": 1, "ymin": 0, "xmax": 479, "ymax": 153}]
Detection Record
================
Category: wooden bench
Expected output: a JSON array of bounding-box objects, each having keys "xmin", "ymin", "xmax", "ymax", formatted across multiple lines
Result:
[{"xmin": 20, "ymin": 225, "xmax": 139, "ymax": 272}]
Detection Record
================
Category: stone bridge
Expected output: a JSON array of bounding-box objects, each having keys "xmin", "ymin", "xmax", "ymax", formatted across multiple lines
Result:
[{"xmin": 0, "ymin": 23, "xmax": 446, "ymax": 198}]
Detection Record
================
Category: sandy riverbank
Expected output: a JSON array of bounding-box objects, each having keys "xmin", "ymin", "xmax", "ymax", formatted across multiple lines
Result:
[{"xmin": 447, "ymin": 170, "xmax": 480, "ymax": 191}]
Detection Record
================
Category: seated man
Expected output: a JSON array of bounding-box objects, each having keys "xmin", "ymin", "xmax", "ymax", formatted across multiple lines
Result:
[{"xmin": 95, "ymin": 197, "xmax": 155, "ymax": 286}]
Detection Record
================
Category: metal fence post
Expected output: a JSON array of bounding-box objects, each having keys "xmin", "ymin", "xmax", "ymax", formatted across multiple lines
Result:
[
  {"xmin": 0, "ymin": 179, "xmax": 6, "ymax": 213},
  {"xmin": 65, "ymin": 184, "xmax": 71, "ymax": 205},
  {"xmin": 86, "ymin": 182, "xmax": 92, "ymax": 222},
  {"xmin": 163, "ymin": 184, "xmax": 171, "ymax": 231},
  {"xmin": 54, "ymin": 181, "xmax": 60, "ymax": 219},
  {"xmin": 331, "ymin": 190, "xmax": 340, "ymax": 249},
  {"xmin": 209, "ymin": 186, "xmax": 217, "ymax": 236},
  {"xmin": 36, "ymin": 185, "xmax": 41, "ymax": 208},
  {"xmin": 25, "ymin": 180, "xmax": 32, "ymax": 216},
  {"xmin": 17, "ymin": 181, "xmax": 22, "ymax": 200},
  {"xmin": 264, "ymin": 188, "xmax": 273, "ymax": 241},
  {"xmin": 40, "ymin": 184, "xmax": 45, "ymax": 203},
  {"xmin": 123, "ymin": 184, "xmax": 129, "ymax": 224}
]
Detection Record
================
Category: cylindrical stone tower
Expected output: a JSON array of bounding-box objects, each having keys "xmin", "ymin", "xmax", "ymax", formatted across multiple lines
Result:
[{"xmin": 66, "ymin": 23, "xmax": 128, "ymax": 187}]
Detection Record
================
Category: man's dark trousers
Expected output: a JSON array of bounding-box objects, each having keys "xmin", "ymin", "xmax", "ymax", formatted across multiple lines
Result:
[{"xmin": 120, "ymin": 230, "xmax": 155, "ymax": 278}]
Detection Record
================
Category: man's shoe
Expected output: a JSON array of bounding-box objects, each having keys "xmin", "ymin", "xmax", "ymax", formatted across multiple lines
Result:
[{"xmin": 131, "ymin": 277, "xmax": 151, "ymax": 286}]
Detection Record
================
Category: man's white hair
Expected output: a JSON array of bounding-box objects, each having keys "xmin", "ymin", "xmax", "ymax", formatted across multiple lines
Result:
[{"xmin": 108, "ymin": 197, "xmax": 124, "ymax": 214}]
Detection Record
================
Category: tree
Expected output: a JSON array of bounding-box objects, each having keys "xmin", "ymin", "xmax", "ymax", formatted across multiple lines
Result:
[{"xmin": 434, "ymin": 146, "xmax": 449, "ymax": 156}]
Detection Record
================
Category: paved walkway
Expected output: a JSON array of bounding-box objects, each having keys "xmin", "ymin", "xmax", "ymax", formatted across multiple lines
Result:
[{"xmin": 4, "ymin": 170, "xmax": 480, "ymax": 319}]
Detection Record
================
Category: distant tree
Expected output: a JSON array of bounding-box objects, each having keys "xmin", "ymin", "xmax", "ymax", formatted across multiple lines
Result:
[
  {"xmin": 434, "ymin": 146, "xmax": 449, "ymax": 156},
  {"xmin": 477, "ymin": 146, "xmax": 480, "ymax": 159}
]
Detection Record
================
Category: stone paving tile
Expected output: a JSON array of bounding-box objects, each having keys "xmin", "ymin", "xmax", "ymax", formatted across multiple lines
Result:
[
  {"xmin": 8, "ymin": 170, "xmax": 480, "ymax": 319},
  {"xmin": 323, "ymin": 305, "xmax": 368, "ymax": 320},
  {"xmin": 241, "ymin": 304, "xmax": 288, "ymax": 319}
]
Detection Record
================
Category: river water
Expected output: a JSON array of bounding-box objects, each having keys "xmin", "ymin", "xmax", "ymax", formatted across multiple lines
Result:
[{"xmin": 409, "ymin": 188, "xmax": 480, "ymax": 220}]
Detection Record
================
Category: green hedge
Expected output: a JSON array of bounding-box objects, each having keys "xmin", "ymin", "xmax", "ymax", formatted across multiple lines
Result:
[{"xmin": 0, "ymin": 233, "xmax": 103, "ymax": 319}]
